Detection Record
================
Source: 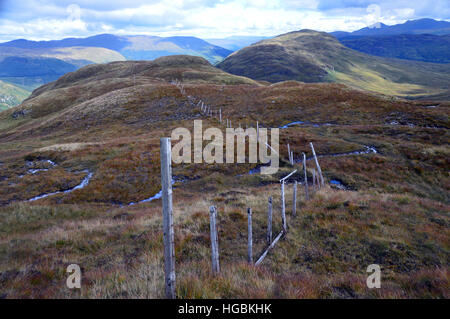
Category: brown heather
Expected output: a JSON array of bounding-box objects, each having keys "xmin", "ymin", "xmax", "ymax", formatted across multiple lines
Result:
[{"xmin": 0, "ymin": 56, "xmax": 448, "ymax": 298}]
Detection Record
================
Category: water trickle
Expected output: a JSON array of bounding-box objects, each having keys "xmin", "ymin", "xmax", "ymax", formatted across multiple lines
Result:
[
  {"xmin": 127, "ymin": 179, "xmax": 176, "ymax": 206},
  {"xmin": 28, "ymin": 170, "xmax": 92, "ymax": 202}
]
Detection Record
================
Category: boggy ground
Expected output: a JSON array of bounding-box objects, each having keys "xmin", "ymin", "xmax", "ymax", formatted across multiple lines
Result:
[{"xmin": 0, "ymin": 59, "xmax": 448, "ymax": 298}]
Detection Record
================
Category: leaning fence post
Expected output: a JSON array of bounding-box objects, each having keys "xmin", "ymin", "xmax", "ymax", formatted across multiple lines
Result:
[
  {"xmin": 247, "ymin": 208, "xmax": 253, "ymax": 264},
  {"xmin": 209, "ymin": 206, "xmax": 220, "ymax": 275},
  {"xmin": 160, "ymin": 137, "xmax": 176, "ymax": 299},
  {"xmin": 310, "ymin": 142, "xmax": 324, "ymax": 187},
  {"xmin": 303, "ymin": 153, "xmax": 309, "ymax": 200},
  {"xmin": 267, "ymin": 197, "xmax": 273, "ymax": 244},
  {"xmin": 281, "ymin": 182, "xmax": 287, "ymax": 232},
  {"xmin": 293, "ymin": 181, "xmax": 297, "ymax": 217}
]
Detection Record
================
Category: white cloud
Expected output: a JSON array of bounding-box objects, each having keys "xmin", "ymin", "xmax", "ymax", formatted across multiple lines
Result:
[{"xmin": 0, "ymin": 0, "xmax": 448, "ymax": 41}]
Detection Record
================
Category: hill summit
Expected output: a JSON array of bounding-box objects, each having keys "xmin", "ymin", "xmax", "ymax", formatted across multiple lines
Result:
[{"xmin": 217, "ymin": 30, "xmax": 450, "ymax": 99}]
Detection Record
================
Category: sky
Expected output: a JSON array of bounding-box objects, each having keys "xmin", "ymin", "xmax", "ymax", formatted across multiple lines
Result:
[{"xmin": 0, "ymin": 0, "xmax": 448, "ymax": 41}]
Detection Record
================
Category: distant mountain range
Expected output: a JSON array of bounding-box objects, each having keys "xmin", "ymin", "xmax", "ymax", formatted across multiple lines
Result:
[
  {"xmin": 0, "ymin": 34, "xmax": 233, "ymax": 108},
  {"xmin": 218, "ymin": 30, "xmax": 450, "ymax": 100},
  {"xmin": 1, "ymin": 19, "xmax": 449, "ymax": 109},
  {"xmin": 0, "ymin": 44, "xmax": 126, "ymax": 105},
  {"xmin": 0, "ymin": 34, "xmax": 232, "ymax": 65},
  {"xmin": 331, "ymin": 19, "xmax": 450, "ymax": 64},
  {"xmin": 331, "ymin": 18, "xmax": 450, "ymax": 38}
]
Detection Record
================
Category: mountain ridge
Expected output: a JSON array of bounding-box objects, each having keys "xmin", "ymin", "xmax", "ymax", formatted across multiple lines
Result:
[
  {"xmin": 217, "ymin": 29, "xmax": 450, "ymax": 100},
  {"xmin": 331, "ymin": 18, "xmax": 450, "ymax": 38},
  {"xmin": 0, "ymin": 33, "xmax": 232, "ymax": 65}
]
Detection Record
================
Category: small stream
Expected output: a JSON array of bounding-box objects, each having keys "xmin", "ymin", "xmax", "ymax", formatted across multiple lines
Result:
[
  {"xmin": 313, "ymin": 145, "xmax": 377, "ymax": 159},
  {"xmin": 28, "ymin": 170, "xmax": 93, "ymax": 202},
  {"xmin": 23, "ymin": 119, "xmax": 377, "ymax": 203},
  {"xmin": 247, "ymin": 118, "xmax": 378, "ymax": 187},
  {"xmin": 330, "ymin": 179, "xmax": 348, "ymax": 190},
  {"xmin": 127, "ymin": 179, "xmax": 176, "ymax": 206},
  {"xmin": 247, "ymin": 145, "xmax": 378, "ymax": 176},
  {"xmin": 280, "ymin": 121, "xmax": 333, "ymax": 129}
]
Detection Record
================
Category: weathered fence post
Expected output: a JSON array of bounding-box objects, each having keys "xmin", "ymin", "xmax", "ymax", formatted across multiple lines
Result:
[
  {"xmin": 303, "ymin": 153, "xmax": 309, "ymax": 200},
  {"xmin": 287, "ymin": 144, "xmax": 291, "ymax": 164},
  {"xmin": 247, "ymin": 208, "xmax": 253, "ymax": 264},
  {"xmin": 310, "ymin": 142, "xmax": 324, "ymax": 187},
  {"xmin": 256, "ymin": 121, "xmax": 259, "ymax": 141},
  {"xmin": 209, "ymin": 206, "xmax": 220, "ymax": 275},
  {"xmin": 219, "ymin": 108, "xmax": 222, "ymax": 124},
  {"xmin": 316, "ymin": 173, "xmax": 320, "ymax": 189},
  {"xmin": 313, "ymin": 169, "xmax": 316, "ymax": 190},
  {"xmin": 293, "ymin": 181, "xmax": 297, "ymax": 217},
  {"xmin": 160, "ymin": 137, "xmax": 176, "ymax": 299},
  {"xmin": 267, "ymin": 197, "xmax": 273, "ymax": 244},
  {"xmin": 281, "ymin": 181, "xmax": 287, "ymax": 232}
]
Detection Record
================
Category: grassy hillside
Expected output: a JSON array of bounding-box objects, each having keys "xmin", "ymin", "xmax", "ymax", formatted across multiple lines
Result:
[
  {"xmin": 217, "ymin": 30, "xmax": 450, "ymax": 100},
  {"xmin": 0, "ymin": 80, "xmax": 30, "ymax": 110},
  {"xmin": 339, "ymin": 34, "xmax": 450, "ymax": 63},
  {"xmin": 0, "ymin": 57, "xmax": 448, "ymax": 298}
]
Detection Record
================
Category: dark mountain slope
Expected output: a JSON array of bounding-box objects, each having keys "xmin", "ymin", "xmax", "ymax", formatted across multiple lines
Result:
[
  {"xmin": 339, "ymin": 34, "xmax": 450, "ymax": 63},
  {"xmin": 218, "ymin": 30, "xmax": 450, "ymax": 100}
]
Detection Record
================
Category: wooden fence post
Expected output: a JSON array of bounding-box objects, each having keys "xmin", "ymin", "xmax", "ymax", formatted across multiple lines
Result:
[
  {"xmin": 303, "ymin": 152, "xmax": 309, "ymax": 200},
  {"xmin": 256, "ymin": 121, "xmax": 259, "ymax": 141},
  {"xmin": 313, "ymin": 169, "xmax": 316, "ymax": 190},
  {"xmin": 310, "ymin": 142, "xmax": 324, "ymax": 187},
  {"xmin": 281, "ymin": 182, "xmax": 287, "ymax": 232},
  {"xmin": 160, "ymin": 137, "xmax": 176, "ymax": 299},
  {"xmin": 247, "ymin": 208, "xmax": 253, "ymax": 264},
  {"xmin": 316, "ymin": 173, "xmax": 320, "ymax": 189},
  {"xmin": 219, "ymin": 108, "xmax": 222, "ymax": 123},
  {"xmin": 209, "ymin": 206, "xmax": 220, "ymax": 275},
  {"xmin": 267, "ymin": 197, "xmax": 273, "ymax": 244},
  {"xmin": 293, "ymin": 181, "xmax": 297, "ymax": 217},
  {"xmin": 287, "ymin": 144, "xmax": 291, "ymax": 164}
]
